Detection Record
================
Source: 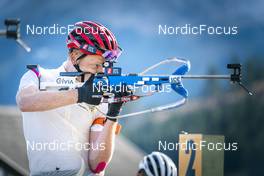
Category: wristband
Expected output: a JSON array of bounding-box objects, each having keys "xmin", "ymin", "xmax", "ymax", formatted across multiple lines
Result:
[
  {"xmin": 91, "ymin": 117, "xmax": 121, "ymax": 135},
  {"xmin": 106, "ymin": 117, "xmax": 117, "ymax": 122}
]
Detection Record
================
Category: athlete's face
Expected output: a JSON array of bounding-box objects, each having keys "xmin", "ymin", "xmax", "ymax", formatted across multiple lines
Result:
[
  {"xmin": 78, "ymin": 54, "xmax": 105, "ymax": 74},
  {"xmin": 70, "ymin": 49, "xmax": 105, "ymax": 74}
]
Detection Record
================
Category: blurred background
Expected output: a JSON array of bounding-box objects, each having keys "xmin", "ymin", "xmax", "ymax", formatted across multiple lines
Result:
[{"xmin": 0, "ymin": 0, "xmax": 263, "ymax": 175}]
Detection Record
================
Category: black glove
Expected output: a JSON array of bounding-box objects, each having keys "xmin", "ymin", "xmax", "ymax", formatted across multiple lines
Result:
[
  {"xmin": 77, "ymin": 75, "xmax": 103, "ymax": 105},
  {"xmin": 106, "ymin": 84, "xmax": 132, "ymax": 121}
]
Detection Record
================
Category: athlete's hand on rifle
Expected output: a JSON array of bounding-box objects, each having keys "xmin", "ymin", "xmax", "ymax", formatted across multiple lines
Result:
[
  {"xmin": 106, "ymin": 84, "xmax": 132, "ymax": 121},
  {"xmin": 77, "ymin": 75, "xmax": 103, "ymax": 105}
]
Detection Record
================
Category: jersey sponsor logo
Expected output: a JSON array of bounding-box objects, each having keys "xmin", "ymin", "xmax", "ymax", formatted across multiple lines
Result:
[{"xmin": 56, "ymin": 77, "xmax": 74, "ymax": 85}]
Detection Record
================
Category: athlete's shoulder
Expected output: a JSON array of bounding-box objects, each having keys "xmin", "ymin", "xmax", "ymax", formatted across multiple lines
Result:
[
  {"xmin": 18, "ymin": 68, "xmax": 40, "ymax": 91},
  {"xmin": 32, "ymin": 62, "xmax": 65, "ymax": 80}
]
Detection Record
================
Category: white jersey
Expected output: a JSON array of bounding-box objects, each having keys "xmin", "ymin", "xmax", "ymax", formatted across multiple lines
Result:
[{"xmin": 17, "ymin": 62, "xmax": 108, "ymax": 175}]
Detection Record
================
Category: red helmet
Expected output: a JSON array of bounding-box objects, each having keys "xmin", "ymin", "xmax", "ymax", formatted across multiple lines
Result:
[{"xmin": 67, "ymin": 21, "xmax": 122, "ymax": 62}]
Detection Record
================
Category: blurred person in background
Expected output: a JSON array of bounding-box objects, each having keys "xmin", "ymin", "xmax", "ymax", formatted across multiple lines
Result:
[{"xmin": 137, "ymin": 151, "xmax": 177, "ymax": 176}]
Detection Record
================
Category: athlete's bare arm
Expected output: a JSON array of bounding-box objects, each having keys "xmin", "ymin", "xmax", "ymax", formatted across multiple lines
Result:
[
  {"xmin": 88, "ymin": 120, "xmax": 117, "ymax": 173},
  {"xmin": 16, "ymin": 85, "xmax": 78, "ymax": 112}
]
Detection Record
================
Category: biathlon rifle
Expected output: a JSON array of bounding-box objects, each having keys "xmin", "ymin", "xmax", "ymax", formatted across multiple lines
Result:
[{"xmin": 36, "ymin": 57, "xmax": 253, "ymax": 118}]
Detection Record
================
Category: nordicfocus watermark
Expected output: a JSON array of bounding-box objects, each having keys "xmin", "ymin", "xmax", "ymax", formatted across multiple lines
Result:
[
  {"xmin": 92, "ymin": 82, "xmax": 172, "ymax": 94},
  {"xmin": 158, "ymin": 140, "xmax": 238, "ymax": 151},
  {"xmin": 26, "ymin": 140, "xmax": 106, "ymax": 151},
  {"xmin": 158, "ymin": 24, "xmax": 238, "ymax": 35},
  {"xmin": 26, "ymin": 24, "xmax": 107, "ymax": 35},
  {"xmin": 25, "ymin": 23, "xmax": 238, "ymax": 36}
]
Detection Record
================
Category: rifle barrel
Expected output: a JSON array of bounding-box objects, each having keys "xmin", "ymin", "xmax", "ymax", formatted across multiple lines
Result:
[{"xmin": 181, "ymin": 75, "xmax": 230, "ymax": 79}]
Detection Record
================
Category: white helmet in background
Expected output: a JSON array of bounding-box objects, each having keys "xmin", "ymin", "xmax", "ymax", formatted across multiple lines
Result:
[{"xmin": 138, "ymin": 151, "xmax": 177, "ymax": 176}]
